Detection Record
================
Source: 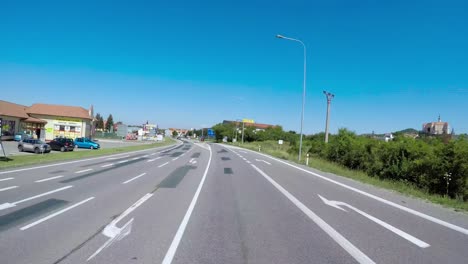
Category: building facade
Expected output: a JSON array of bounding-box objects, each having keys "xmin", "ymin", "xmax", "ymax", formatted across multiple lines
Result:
[{"xmin": 422, "ymin": 116, "xmax": 450, "ymax": 135}]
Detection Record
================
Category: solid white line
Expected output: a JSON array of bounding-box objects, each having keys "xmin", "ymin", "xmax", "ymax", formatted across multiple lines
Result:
[
  {"xmin": 0, "ymin": 186, "xmax": 18, "ymax": 192},
  {"xmin": 0, "ymin": 177, "xmax": 14, "ymax": 182},
  {"xmin": 227, "ymin": 145, "xmax": 468, "ymax": 236},
  {"xmin": 35, "ymin": 175, "xmax": 64, "ymax": 183},
  {"xmin": 251, "ymin": 164, "xmax": 374, "ymax": 264},
  {"xmin": 158, "ymin": 162, "xmax": 169, "ymax": 168},
  {"xmin": 16, "ymin": 186, "xmax": 73, "ymax": 205},
  {"xmin": 162, "ymin": 145, "xmax": 212, "ymax": 264},
  {"xmin": 117, "ymin": 160, "xmax": 129, "ymax": 164},
  {"xmin": 101, "ymin": 163, "xmax": 114, "ymax": 168},
  {"xmin": 122, "ymin": 173, "xmax": 147, "ymax": 184},
  {"xmin": 20, "ymin": 197, "xmax": 95, "ymax": 231},
  {"xmin": 0, "ymin": 143, "xmax": 183, "ymax": 175},
  {"xmin": 75, "ymin": 169, "xmax": 93, "ymax": 174}
]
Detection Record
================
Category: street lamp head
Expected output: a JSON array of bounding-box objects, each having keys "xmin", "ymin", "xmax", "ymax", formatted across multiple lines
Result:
[{"xmin": 276, "ymin": 34, "xmax": 285, "ymax": 39}]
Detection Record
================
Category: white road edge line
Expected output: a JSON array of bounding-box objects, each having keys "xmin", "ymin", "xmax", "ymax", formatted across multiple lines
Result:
[
  {"xmin": 20, "ymin": 197, "xmax": 95, "ymax": 231},
  {"xmin": 122, "ymin": 173, "xmax": 147, "ymax": 184},
  {"xmin": 101, "ymin": 164, "xmax": 114, "ymax": 168},
  {"xmin": 75, "ymin": 169, "xmax": 93, "ymax": 174},
  {"xmin": 158, "ymin": 162, "xmax": 169, "ymax": 168},
  {"xmin": 251, "ymin": 164, "xmax": 374, "ymax": 264},
  {"xmin": 35, "ymin": 175, "xmax": 64, "ymax": 183},
  {"xmin": 0, "ymin": 186, "xmax": 18, "ymax": 192},
  {"xmin": 0, "ymin": 177, "xmax": 14, "ymax": 182},
  {"xmin": 225, "ymin": 145, "xmax": 468, "ymax": 236},
  {"xmin": 0, "ymin": 186, "xmax": 73, "ymax": 210},
  {"xmin": 162, "ymin": 145, "xmax": 212, "ymax": 264},
  {"xmin": 0, "ymin": 143, "xmax": 183, "ymax": 175}
]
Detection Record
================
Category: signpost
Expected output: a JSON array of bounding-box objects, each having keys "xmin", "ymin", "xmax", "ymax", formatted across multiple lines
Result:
[{"xmin": 0, "ymin": 118, "xmax": 6, "ymax": 159}]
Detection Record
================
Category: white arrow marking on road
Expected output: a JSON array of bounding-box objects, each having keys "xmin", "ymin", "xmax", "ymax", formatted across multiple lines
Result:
[
  {"xmin": 87, "ymin": 193, "xmax": 153, "ymax": 261},
  {"xmin": 255, "ymin": 159, "xmax": 271, "ymax": 165},
  {"xmin": 319, "ymin": 195, "xmax": 430, "ymax": 248},
  {"xmin": 0, "ymin": 186, "xmax": 73, "ymax": 210}
]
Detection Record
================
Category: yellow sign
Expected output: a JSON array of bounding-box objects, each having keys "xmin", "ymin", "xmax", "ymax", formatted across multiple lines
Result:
[{"xmin": 242, "ymin": 119, "xmax": 254, "ymax": 124}]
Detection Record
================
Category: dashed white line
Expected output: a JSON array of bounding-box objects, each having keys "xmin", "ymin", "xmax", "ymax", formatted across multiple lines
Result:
[
  {"xmin": 143, "ymin": 155, "xmax": 149, "ymax": 158},
  {"xmin": 0, "ymin": 177, "xmax": 14, "ymax": 182},
  {"xmin": 246, "ymin": 161, "xmax": 251, "ymax": 164},
  {"xmin": 122, "ymin": 173, "xmax": 147, "ymax": 184},
  {"xmin": 250, "ymin": 164, "xmax": 374, "ymax": 264},
  {"xmin": 35, "ymin": 175, "xmax": 64, "ymax": 183},
  {"xmin": 150, "ymin": 153, "xmax": 157, "ymax": 156},
  {"xmin": 172, "ymin": 157, "xmax": 179, "ymax": 161},
  {"xmin": 147, "ymin": 157, "xmax": 162, "ymax": 162},
  {"xmin": 158, "ymin": 162, "xmax": 169, "ymax": 168},
  {"xmin": 242, "ymin": 158, "xmax": 247, "ymax": 161},
  {"xmin": 75, "ymin": 169, "xmax": 93, "ymax": 174},
  {"xmin": 0, "ymin": 186, "xmax": 18, "ymax": 192},
  {"xmin": 107, "ymin": 155, "xmax": 130, "ymax": 160},
  {"xmin": 0, "ymin": 186, "xmax": 73, "ymax": 210},
  {"xmin": 20, "ymin": 197, "xmax": 95, "ymax": 231},
  {"xmin": 117, "ymin": 160, "xmax": 129, "ymax": 164},
  {"xmin": 101, "ymin": 163, "xmax": 114, "ymax": 168},
  {"xmin": 131, "ymin": 157, "xmax": 139, "ymax": 161}
]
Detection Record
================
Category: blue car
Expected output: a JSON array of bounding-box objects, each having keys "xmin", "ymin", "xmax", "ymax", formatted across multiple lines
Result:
[{"xmin": 74, "ymin": 137, "xmax": 100, "ymax": 149}]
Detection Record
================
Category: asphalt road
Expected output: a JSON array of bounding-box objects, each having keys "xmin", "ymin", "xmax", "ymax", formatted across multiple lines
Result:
[{"xmin": 0, "ymin": 141, "xmax": 467, "ymax": 263}]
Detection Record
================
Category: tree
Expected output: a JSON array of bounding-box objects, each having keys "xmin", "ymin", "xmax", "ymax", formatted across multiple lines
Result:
[
  {"xmin": 172, "ymin": 130, "xmax": 178, "ymax": 137},
  {"xmin": 105, "ymin": 114, "xmax": 114, "ymax": 132},
  {"xmin": 95, "ymin": 113, "xmax": 104, "ymax": 130}
]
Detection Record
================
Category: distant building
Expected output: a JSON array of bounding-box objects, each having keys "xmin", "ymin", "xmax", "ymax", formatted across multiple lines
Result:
[
  {"xmin": 222, "ymin": 120, "xmax": 276, "ymax": 132},
  {"xmin": 423, "ymin": 116, "xmax": 450, "ymax": 135}
]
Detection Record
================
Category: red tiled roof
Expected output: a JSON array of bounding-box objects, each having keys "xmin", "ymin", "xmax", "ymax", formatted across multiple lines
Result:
[
  {"xmin": 24, "ymin": 116, "xmax": 47, "ymax": 124},
  {"xmin": 27, "ymin": 103, "xmax": 91, "ymax": 120},
  {"xmin": 0, "ymin": 100, "xmax": 29, "ymax": 118}
]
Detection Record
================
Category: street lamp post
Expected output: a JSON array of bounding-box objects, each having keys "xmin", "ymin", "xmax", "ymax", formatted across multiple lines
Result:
[
  {"xmin": 323, "ymin": 91, "xmax": 335, "ymax": 143},
  {"xmin": 276, "ymin": 34, "xmax": 307, "ymax": 162}
]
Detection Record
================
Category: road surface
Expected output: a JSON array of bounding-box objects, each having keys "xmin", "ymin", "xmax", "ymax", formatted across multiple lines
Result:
[{"xmin": 0, "ymin": 141, "xmax": 467, "ymax": 263}]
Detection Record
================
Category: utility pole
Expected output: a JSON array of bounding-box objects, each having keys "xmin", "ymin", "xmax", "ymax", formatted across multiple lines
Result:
[
  {"xmin": 241, "ymin": 121, "xmax": 245, "ymax": 144},
  {"xmin": 323, "ymin": 91, "xmax": 335, "ymax": 143}
]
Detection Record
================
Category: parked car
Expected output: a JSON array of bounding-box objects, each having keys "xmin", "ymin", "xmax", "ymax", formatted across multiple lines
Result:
[
  {"xmin": 48, "ymin": 137, "xmax": 75, "ymax": 152},
  {"xmin": 14, "ymin": 132, "xmax": 32, "ymax": 141},
  {"xmin": 18, "ymin": 139, "xmax": 51, "ymax": 154},
  {"xmin": 74, "ymin": 137, "xmax": 100, "ymax": 149}
]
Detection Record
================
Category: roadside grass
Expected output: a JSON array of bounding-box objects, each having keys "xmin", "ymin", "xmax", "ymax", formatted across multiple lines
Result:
[
  {"xmin": 0, "ymin": 138, "xmax": 176, "ymax": 170},
  {"xmin": 228, "ymin": 141, "xmax": 468, "ymax": 212}
]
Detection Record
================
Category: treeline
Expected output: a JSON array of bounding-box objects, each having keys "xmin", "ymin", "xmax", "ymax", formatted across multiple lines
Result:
[{"xmin": 211, "ymin": 123, "xmax": 468, "ymax": 200}]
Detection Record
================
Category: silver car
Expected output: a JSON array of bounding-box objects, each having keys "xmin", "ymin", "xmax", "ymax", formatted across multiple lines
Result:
[{"xmin": 18, "ymin": 139, "xmax": 51, "ymax": 154}]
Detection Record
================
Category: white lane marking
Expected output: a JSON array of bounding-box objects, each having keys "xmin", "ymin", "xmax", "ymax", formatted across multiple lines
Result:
[
  {"xmin": 101, "ymin": 163, "xmax": 114, "ymax": 168},
  {"xmin": 239, "ymin": 151, "xmax": 247, "ymax": 153},
  {"xmin": 242, "ymin": 158, "xmax": 247, "ymax": 161},
  {"xmin": 0, "ymin": 177, "xmax": 14, "ymax": 182},
  {"xmin": 0, "ymin": 186, "xmax": 18, "ymax": 192},
  {"xmin": 319, "ymin": 195, "xmax": 430, "ymax": 248},
  {"xmin": 246, "ymin": 161, "xmax": 251, "ymax": 164},
  {"xmin": 131, "ymin": 157, "xmax": 139, "ymax": 161},
  {"xmin": 0, "ymin": 186, "xmax": 73, "ymax": 210},
  {"xmin": 20, "ymin": 197, "xmax": 95, "ymax": 231},
  {"xmin": 107, "ymin": 155, "xmax": 130, "ymax": 160},
  {"xmin": 255, "ymin": 159, "xmax": 272, "ymax": 165},
  {"xmin": 239, "ymin": 155, "xmax": 244, "ymax": 158},
  {"xmin": 162, "ymin": 145, "xmax": 212, "ymax": 264},
  {"xmin": 122, "ymin": 173, "xmax": 147, "ymax": 184},
  {"xmin": 158, "ymin": 162, "xmax": 169, "ymax": 168},
  {"xmin": 227, "ymin": 145, "xmax": 468, "ymax": 236},
  {"xmin": 147, "ymin": 157, "xmax": 162, "ymax": 162},
  {"xmin": 75, "ymin": 169, "xmax": 93, "ymax": 174},
  {"xmin": 87, "ymin": 193, "xmax": 153, "ymax": 261},
  {"xmin": 150, "ymin": 153, "xmax": 157, "ymax": 156},
  {"xmin": 0, "ymin": 143, "xmax": 183, "ymax": 175},
  {"xmin": 143, "ymin": 155, "xmax": 149, "ymax": 158},
  {"xmin": 117, "ymin": 160, "xmax": 129, "ymax": 164},
  {"xmin": 172, "ymin": 157, "xmax": 179, "ymax": 161},
  {"xmin": 250, "ymin": 164, "xmax": 374, "ymax": 264},
  {"xmin": 35, "ymin": 175, "xmax": 64, "ymax": 183}
]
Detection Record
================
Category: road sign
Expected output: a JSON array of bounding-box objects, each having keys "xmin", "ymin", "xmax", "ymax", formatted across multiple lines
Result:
[
  {"xmin": 207, "ymin": 129, "xmax": 215, "ymax": 136},
  {"xmin": 278, "ymin": 140, "xmax": 284, "ymax": 145},
  {"xmin": 242, "ymin": 119, "xmax": 254, "ymax": 124}
]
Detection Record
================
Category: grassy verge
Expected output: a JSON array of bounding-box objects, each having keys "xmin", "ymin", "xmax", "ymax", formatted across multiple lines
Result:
[
  {"xmin": 0, "ymin": 138, "xmax": 176, "ymax": 170},
  {"xmin": 228, "ymin": 141, "xmax": 468, "ymax": 212}
]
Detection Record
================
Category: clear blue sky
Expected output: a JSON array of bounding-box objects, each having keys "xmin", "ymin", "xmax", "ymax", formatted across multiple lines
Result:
[{"xmin": 1, "ymin": 0, "xmax": 467, "ymax": 134}]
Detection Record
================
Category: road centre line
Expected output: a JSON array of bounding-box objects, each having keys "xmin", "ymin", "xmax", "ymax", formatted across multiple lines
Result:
[
  {"xmin": 162, "ymin": 145, "xmax": 212, "ymax": 264},
  {"xmin": 251, "ymin": 164, "xmax": 374, "ymax": 264},
  {"xmin": 0, "ymin": 186, "xmax": 73, "ymax": 210},
  {"xmin": 20, "ymin": 197, "xmax": 95, "ymax": 231},
  {"xmin": 101, "ymin": 163, "xmax": 114, "ymax": 168},
  {"xmin": 0, "ymin": 143, "xmax": 183, "ymax": 175},
  {"xmin": 75, "ymin": 169, "xmax": 93, "ymax": 174},
  {"xmin": 0, "ymin": 186, "xmax": 18, "ymax": 192},
  {"xmin": 225, "ymin": 145, "xmax": 468, "ymax": 235},
  {"xmin": 0, "ymin": 177, "xmax": 14, "ymax": 182},
  {"xmin": 122, "ymin": 173, "xmax": 147, "ymax": 184},
  {"xmin": 35, "ymin": 175, "xmax": 64, "ymax": 183},
  {"xmin": 158, "ymin": 162, "xmax": 169, "ymax": 168}
]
